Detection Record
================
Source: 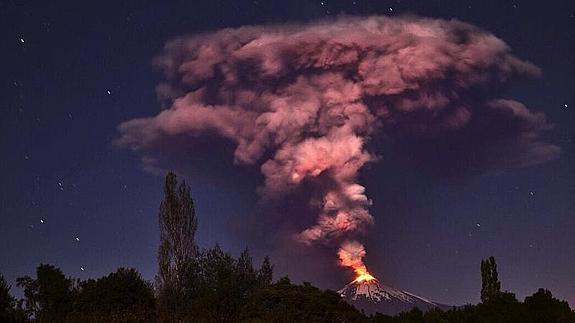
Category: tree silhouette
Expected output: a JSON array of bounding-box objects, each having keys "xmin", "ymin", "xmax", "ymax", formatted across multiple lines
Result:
[
  {"xmin": 16, "ymin": 264, "xmax": 74, "ymax": 322},
  {"xmin": 0, "ymin": 274, "xmax": 16, "ymax": 320},
  {"xmin": 239, "ymin": 277, "xmax": 366, "ymax": 322},
  {"xmin": 156, "ymin": 172, "xmax": 198, "ymax": 321},
  {"xmin": 480, "ymin": 256, "xmax": 501, "ymax": 303},
  {"xmin": 8, "ymin": 174, "xmax": 575, "ymax": 323},
  {"xmin": 257, "ymin": 256, "xmax": 273, "ymax": 288},
  {"xmin": 523, "ymin": 289, "xmax": 575, "ymax": 323},
  {"xmin": 193, "ymin": 245, "xmax": 244, "ymax": 322},
  {"xmin": 0, "ymin": 274, "xmax": 27, "ymax": 322},
  {"xmin": 66, "ymin": 268, "xmax": 155, "ymax": 323}
]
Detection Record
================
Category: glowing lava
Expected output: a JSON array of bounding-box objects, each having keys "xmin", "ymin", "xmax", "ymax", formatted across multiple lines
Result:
[
  {"xmin": 353, "ymin": 268, "xmax": 377, "ymax": 283},
  {"xmin": 338, "ymin": 240, "xmax": 377, "ymax": 283}
]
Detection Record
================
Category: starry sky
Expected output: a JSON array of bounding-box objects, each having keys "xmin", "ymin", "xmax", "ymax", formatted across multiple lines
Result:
[{"xmin": 1, "ymin": 0, "xmax": 574, "ymax": 307}]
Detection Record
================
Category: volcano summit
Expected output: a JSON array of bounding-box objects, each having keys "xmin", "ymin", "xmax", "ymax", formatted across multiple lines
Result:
[{"xmin": 339, "ymin": 277, "xmax": 449, "ymax": 315}]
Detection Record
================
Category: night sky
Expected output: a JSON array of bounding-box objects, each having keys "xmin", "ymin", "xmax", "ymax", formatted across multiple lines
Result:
[{"xmin": 2, "ymin": 0, "xmax": 574, "ymax": 307}]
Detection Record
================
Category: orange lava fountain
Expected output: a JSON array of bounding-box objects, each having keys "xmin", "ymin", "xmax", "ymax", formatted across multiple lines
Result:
[{"xmin": 353, "ymin": 268, "xmax": 377, "ymax": 283}]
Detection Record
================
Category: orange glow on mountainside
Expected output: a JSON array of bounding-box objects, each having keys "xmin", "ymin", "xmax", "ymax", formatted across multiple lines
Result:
[{"xmin": 354, "ymin": 268, "xmax": 377, "ymax": 283}]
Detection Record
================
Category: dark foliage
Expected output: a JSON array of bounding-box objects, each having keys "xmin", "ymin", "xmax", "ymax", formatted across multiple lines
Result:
[
  {"xmin": 5, "ymin": 177, "xmax": 574, "ymax": 323},
  {"xmin": 0, "ymin": 274, "xmax": 16, "ymax": 320},
  {"xmin": 180, "ymin": 246, "xmax": 274, "ymax": 322},
  {"xmin": 371, "ymin": 289, "xmax": 575, "ymax": 323},
  {"xmin": 239, "ymin": 277, "xmax": 367, "ymax": 323},
  {"xmin": 256, "ymin": 256, "xmax": 273, "ymax": 289},
  {"xmin": 66, "ymin": 268, "xmax": 155, "ymax": 323},
  {"xmin": 370, "ymin": 257, "xmax": 575, "ymax": 323},
  {"xmin": 157, "ymin": 172, "xmax": 199, "ymax": 322},
  {"xmin": 523, "ymin": 289, "xmax": 575, "ymax": 323},
  {"xmin": 16, "ymin": 264, "xmax": 75, "ymax": 322},
  {"xmin": 480, "ymin": 256, "xmax": 501, "ymax": 303},
  {"xmin": 155, "ymin": 172, "xmax": 275, "ymax": 322},
  {"xmin": 15, "ymin": 265, "xmax": 155, "ymax": 323},
  {"xmin": 0, "ymin": 274, "xmax": 26, "ymax": 322}
]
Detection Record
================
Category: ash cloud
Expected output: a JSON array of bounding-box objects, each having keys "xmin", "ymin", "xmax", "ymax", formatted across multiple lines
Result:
[
  {"xmin": 338, "ymin": 240, "xmax": 369, "ymax": 276},
  {"xmin": 116, "ymin": 16, "xmax": 559, "ymax": 275}
]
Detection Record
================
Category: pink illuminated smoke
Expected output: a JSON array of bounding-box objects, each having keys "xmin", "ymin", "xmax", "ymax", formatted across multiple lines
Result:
[{"xmin": 117, "ymin": 16, "xmax": 559, "ymax": 273}]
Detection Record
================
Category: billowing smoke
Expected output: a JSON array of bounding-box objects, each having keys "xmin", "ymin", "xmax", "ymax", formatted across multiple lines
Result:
[
  {"xmin": 338, "ymin": 240, "xmax": 369, "ymax": 277},
  {"xmin": 116, "ymin": 16, "xmax": 559, "ymax": 277}
]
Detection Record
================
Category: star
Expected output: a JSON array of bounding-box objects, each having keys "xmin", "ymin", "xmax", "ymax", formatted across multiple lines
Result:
[
  {"xmin": 80, "ymin": 267, "xmax": 85, "ymax": 271},
  {"xmin": 58, "ymin": 182, "xmax": 64, "ymax": 191},
  {"xmin": 40, "ymin": 219, "xmax": 44, "ymax": 224},
  {"xmin": 19, "ymin": 37, "xmax": 25, "ymax": 43},
  {"xmin": 389, "ymin": 7, "xmax": 394, "ymax": 12},
  {"xmin": 476, "ymin": 223, "xmax": 481, "ymax": 228},
  {"xmin": 564, "ymin": 103, "xmax": 569, "ymax": 109},
  {"xmin": 529, "ymin": 191, "xmax": 535, "ymax": 196},
  {"xmin": 75, "ymin": 237, "xmax": 80, "ymax": 242},
  {"xmin": 106, "ymin": 90, "xmax": 112, "ymax": 95}
]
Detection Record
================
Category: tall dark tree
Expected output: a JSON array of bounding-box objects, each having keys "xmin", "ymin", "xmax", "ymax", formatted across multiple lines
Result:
[
  {"xmin": 16, "ymin": 264, "xmax": 75, "ymax": 322},
  {"xmin": 256, "ymin": 256, "xmax": 273, "ymax": 288},
  {"xmin": 480, "ymin": 256, "xmax": 501, "ymax": 303},
  {"xmin": 0, "ymin": 274, "xmax": 15, "ymax": 320},
  {"xmin": 1, "ymin": 274, "xmax": 22, "ymax": 323},
  {"xmin": 236, "ymin": 248, "xmax": 257, "ymax": 296},
  {"xmin": 0, "ymin": 274, "xmax": 26, "ymax": 323},
  {"xmin": 156, "ymin": 172, "xmax": 198, "ymax": 321}
]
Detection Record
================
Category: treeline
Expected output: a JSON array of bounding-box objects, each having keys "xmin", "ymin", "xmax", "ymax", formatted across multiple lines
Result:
[
  {"xmin": 1, "ymin": 172, "xmax": 574, "ymax": 322},
  {"xmin": 0, "ymin": 247, "xmax": 278, "ymax": 322},
  {"xmin": 372, "ymin": 257, "xmax": 575, "ymax": 323},
  {"xmin": 0, "ymin": 172, "xmax": 363, "ymax": 323},
  {"xmin": 372, "ymin": 288, "xmax": 575, "ymax": 323},
  {"xmin": 0, "ymin": 263, "xmax": 365, "ymax": 323},
  {"xmin": 2, "ymin": 259, "xmax": 574, "ymax": 323}
]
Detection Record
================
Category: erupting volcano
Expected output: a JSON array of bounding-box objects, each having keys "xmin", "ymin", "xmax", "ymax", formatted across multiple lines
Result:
[
  {"xmin": 354, "ymin": 271, "xmax": 376, "ymax": 284},
  {"xmin": 337, "ymin": 241, "xmax": 448, "ymax": 314},
  {"xmin": 339, "ymin": 270, "xmax": 448, "ymax": 315},
  {"xmin": 117, "ymin": 15, "xmax": 559, "ymax": 292}
]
